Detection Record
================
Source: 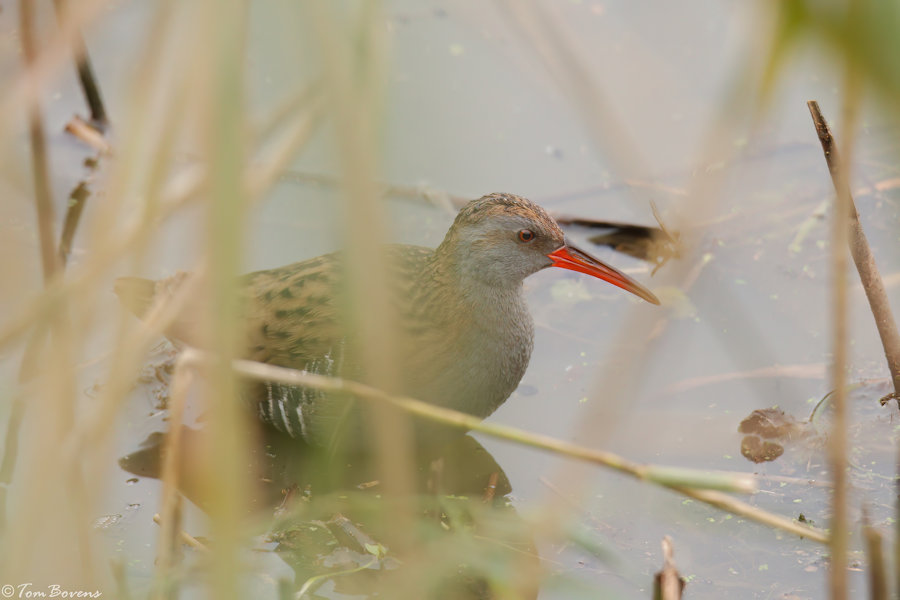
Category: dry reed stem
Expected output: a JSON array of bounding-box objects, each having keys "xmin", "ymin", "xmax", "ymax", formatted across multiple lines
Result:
[
  {"xmin": 806, "ymin": 98, "xmax": 864, "ymax": 600},
  {"xmin": 194, "ymin": 3, "xmax": 252, "ymax": 600},
  {"xmin": 0, "ymin": 163, "xmax": 203, "ymax": 354},
  {"xmin": 1, "ymin": 6, "xmax": 92, "ymax": 579},
  {"xmin": 668, "ymin": 485, "xmax": 827, "ymax": 544},
  {"xmin": 0, "ymin": 87, "xmax": 323, "ymax": 358},
  {"xmin": 829, "ymin": 92, "xmax": 852, "ymax": 600},
  {"xmin": 663, "ymin": 363, "xmax": 827, "ymax": 395},
  {"xmin": 1, "ymin": 1, "xmax": 397, "ymax": 594},
  {"xmin": 1, "ymin": 0, "xmax": 109, "ymax": 131},
  {"xmin": 56, "ymin": 90, "xmax": 323, "ymax": 501},
  {"xmin": 51, "ymin": 0, "xmax": 108, "ymax": 127},
  {"xmin": 498, "ymin": 3, "xmax": 749, "ymax": 538},
  {"xmin": 307, "ymin": 0, "xmax": 417, "ymax": 543},
  {"xmin": 154, "ymin": 363, "xmax": 193, "ymax": 598},
  {"xmin": 279, "ymin": 170, "xmax": 466, "ymax": 215},
  {"xmin": 177, "ymin": 350, "xmax": 829, "ymax": 543},
  {"xmin": 806, "ymin": 102, "xmax": 900, "ymax": 399},
  {"xmin": 654, "ymin": 536, "xmax": 684, "ymax": 600},
  {"xmin": 63, "ymin": 27, "xmax": 324, "ymax": 562},
  {"xmin": 0, "ymin": 129, "xmax": 316, "ymax": 511},
  {"xmin": 152, "ymin": 514, "xmax": 209, "ymax": 553},
  {"xmin": 6, "ymin": 22, "xmax": 209, "ymax": 565},
  {"xmin": 58, "ymin": 181, "xmax": 90, "ymax": 266},
  {"xmin": 85, "ymin": 2, "xmax": 186, "ymax": 251},
  {"xmin": 20, "ymin": 1, "xmax": 60, "ymax": 283},
  {"xmin": 0, "ymin": 5, "xmax": 107, "ymax": 577},
  {"xmin": 498, "ymin": 0, "xmax": 652, "ymax": 204},
  {"xmin": 862, "ymin": 507, "xmax": 887, "ymax": 600},
  {"xmin": 247, "ymin": 94, "xmax": 326, "ymax": 198},
  {"xmin": 819, "ymin": 102, "xmax": 852, "ymax": 597}
]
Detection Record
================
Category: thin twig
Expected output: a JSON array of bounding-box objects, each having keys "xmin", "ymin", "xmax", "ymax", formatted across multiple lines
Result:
[
  {"xmin": 52, "ymin": 0, "xmax": 108, "ymax": 128},
  {"xmin": 279, "ymin": 169, "xmax": 467, "ymax": 215},
  {"xmin": 281, "ymin": 168, "xmax": 680, "ymax": 239},
  {"xmin": 653, "ymin": 536, "xmax": 684, "ymax": 600},
  {"xmin": 663, "ymin": 363, "xmax": 826, "ymax": 396},
  {"xmin": 806, "ymin": 101, "xmax": 900, "ymax": 400},
  {"xmin": 669, "ymin": 484, "xmax": 827, "ymax": 543},
  {"xmin": 58, "ymin": 181, "xmax": 90, "ymax": 266},
  {"xmin": 178, "ymin": 350, "xmax": 829, "ymax": 543}
]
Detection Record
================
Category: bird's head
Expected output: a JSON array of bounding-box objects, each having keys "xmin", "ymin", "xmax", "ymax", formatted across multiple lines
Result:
[{"xmin": 440, "ymin": 193, "xmax": 659, "ymax": 304}]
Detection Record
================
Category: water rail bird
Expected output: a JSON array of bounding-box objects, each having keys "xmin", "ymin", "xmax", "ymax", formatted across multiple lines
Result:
[{"xmin": 116, "ymin": 193, "xmax": 659, "ymax": 450}]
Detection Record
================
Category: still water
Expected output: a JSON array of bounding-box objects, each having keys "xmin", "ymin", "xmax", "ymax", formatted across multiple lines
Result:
[{"xmin": 3, "ymin": 1, "xmax": 900, "ymax": 598}]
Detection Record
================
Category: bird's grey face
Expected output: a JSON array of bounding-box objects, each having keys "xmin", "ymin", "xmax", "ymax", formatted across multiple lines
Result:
[
  {"xmin": 457, "ymin": 214, "xmax": 564, "ymax": 286},
  {"xmin": 445, "ymin": 194, "xmax": 659, "ymax": 303}
]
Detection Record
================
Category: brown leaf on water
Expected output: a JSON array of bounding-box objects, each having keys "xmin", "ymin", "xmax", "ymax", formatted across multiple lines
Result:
[{"xmin": 738, "ymin": 408, "xmax": 814, "ymax": 464}]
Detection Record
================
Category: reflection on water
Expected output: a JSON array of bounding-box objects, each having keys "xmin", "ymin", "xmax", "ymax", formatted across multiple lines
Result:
[{"xmin": 120, "ymin": 420, "xmax": 541, "ymax": 599}]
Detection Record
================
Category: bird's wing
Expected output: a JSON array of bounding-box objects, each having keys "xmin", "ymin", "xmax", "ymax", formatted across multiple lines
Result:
[
  {"xmin": 243, "ymin": 246, "xmax": 435, "ymax": 369},
  {"xmin": 241, "ymin": 253, "xmax": 345, "ymax": 370},
  {"xmin": 114, "ymin": 254, "xmax": 346, "ymax": 370}
]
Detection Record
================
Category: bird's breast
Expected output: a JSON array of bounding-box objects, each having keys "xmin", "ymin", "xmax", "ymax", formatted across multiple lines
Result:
[{"xmin": 401, "ymin": 289, "xmax": 535, "ymax": 419}]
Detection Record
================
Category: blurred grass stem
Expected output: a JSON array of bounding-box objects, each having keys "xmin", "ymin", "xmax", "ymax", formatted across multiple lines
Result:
[
  {"xmin": 1, "ymin": 4, "xmax": 93, "ymax": 587},
  {"xmin": 197, "ymin": 2, "xmax": 251, "ymax": 599},
  {"xmin": 153, "ymin": 363, "xmax": 192, "ymax": 599},
  {"xmin": 20, "ymin": 1, "xmax": 60, "ymax": 284},
  {"xmin": 307, "ymin": 0, "xmax": 416, "ymax": 544},
  {"xmin": 862, "ymin": 507, "xmax": 887, "ymax": 600}
]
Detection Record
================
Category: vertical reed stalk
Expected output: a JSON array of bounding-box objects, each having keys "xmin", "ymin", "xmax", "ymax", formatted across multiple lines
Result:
[
  {"xmin": 154, "ymin": 363, "xmax": 192, "ymax": 599},
  {"xmin": 307, "ymin": 0, "xmax": 416, "ymax": 542},
  {"xmin": 826, "ymin": 62, "xmax": 862, "ymax": 600},
  {"xmin": 3, "ymin": 2, "xmax": 94, "ymax": 588},
  {"xmin": 198, "ymin": 1, "xmax": 251, "ymax": 598}
]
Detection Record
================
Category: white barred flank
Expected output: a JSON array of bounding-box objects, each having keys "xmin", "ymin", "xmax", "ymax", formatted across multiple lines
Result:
[{"xmin": 254, "ymin": 342, "xmax": 344, "ymax": 441}]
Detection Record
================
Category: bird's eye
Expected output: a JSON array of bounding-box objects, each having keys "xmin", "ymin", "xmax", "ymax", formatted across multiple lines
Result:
[{"xmin": 518, "ymin": 229, "xmax": 535, "ymax": 243}]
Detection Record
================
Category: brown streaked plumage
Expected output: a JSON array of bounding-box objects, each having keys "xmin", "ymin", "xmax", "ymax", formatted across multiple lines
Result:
[{"xmin": 116, "ymin": 193, "xmax": 659, "ymax": 450}]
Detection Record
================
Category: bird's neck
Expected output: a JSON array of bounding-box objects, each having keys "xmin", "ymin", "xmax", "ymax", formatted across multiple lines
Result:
[
  {"xmin": 407, "ymin": 247, "xmax": 534, "ymax": 419},
  {"xmin": 420, "ymin": 244, "xmax": 528, "ymax": 322}
]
